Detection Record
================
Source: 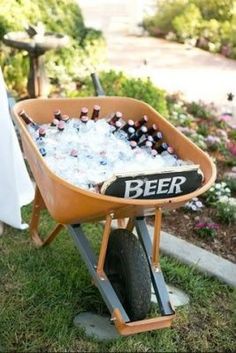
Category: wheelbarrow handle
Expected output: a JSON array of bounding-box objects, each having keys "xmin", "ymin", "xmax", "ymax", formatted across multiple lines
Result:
[{"xmin": 91, "ymin": 72, "xmax": 105, "ymax": 97}]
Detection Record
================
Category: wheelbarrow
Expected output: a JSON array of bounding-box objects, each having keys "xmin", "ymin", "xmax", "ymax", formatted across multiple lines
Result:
[{"xmin": 12, "ymin": 78, "xmax": 216, "ymax": 336}]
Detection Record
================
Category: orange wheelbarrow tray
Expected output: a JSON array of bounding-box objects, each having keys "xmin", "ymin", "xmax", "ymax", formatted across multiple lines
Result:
[{"xmin": 13, "ymin": 97, "xmax": 216, "ymax": 336}]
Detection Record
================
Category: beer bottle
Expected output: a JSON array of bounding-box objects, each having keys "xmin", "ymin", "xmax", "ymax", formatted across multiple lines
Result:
[
  {"xmin": 54, "ymin": 110, "xmax": 62, "ymax": 121},
  {"xmin": 135, "ymin": 125, "xmax": 148, "ymax": 141},
  {"xmin": 130, "ymin": 140, "xmax": 138, "ymax": 149},
  {"xmin": 109, "ymin": 111, "xmax": 123, "ymax": 126},
  {"xmin": 135, "ymin": 115, "xmax": 148, "ymax": 129},
  {"xmin": 81, "ymin": 115, "xmax": 89, "ymax": 124},
  {"xmin": 151, "ymin": 149, "xmax": 158, "ymax": 157},
  {"xmin": 152, "ymin": 131, "xmax": 163, "ymax": 143},
  {"xmin": 138, "ymin": 135, "xmax": 154, "ymax": 147},
  {"xmin": 19, "ymin": 110, "xmax": 32, "ymax": 125},
  {"xmin": 147, "ymin": 124, "xmax": 157, "ymax": 135},
  {"xmin": 121, "ymin": 119, "xmax": 135, "ymax": 133},
  {"xmin": 39, "ymin": 147, "xmax": 46, "ymax": 157},
  {"xmin": 141, "ymin": 140, "xmax": 153, "ymax": 150},
  {"xmin": 112, "ymin": 120, "xmax": 122, "ymax": 132},
  {"xmin": 155, "ymin": 142, "xmax": 168, "ymax": 154},
  {"xmin": 91, "ymin": 105, "xmax": 101, "ymax": 121},
  {"xmin": 80, "ymin": 107, "xmax": 89, "ymax": 118},
  {"xmin": 19, "ymin": 110, "xmax": 39, "ymax": 130},
  {"xmin": 127, "ymin": 126, "xmax": 136, "ymax": 140},
  {"xmin": 57, "ymin": 120, "xmax": 65, "ymax": 132},
  {"xmin": 38, "ymin": 127, "xmax": 46, "ymax": 137},
  {"xmin": 70, "ymin": 149, "xmax": 78, "ymax": 157}
]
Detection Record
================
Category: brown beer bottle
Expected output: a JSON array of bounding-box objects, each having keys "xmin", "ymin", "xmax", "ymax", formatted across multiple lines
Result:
[
  {"xmin": 54, "ymin": 110, "xmax": 62, "ymax": 121},
  {"xmin": 127, "ymin": 126, "xmax": 136, "ymax": 140},
  {"xmin": 152, "ymin": 131, "xmax": 163, "ymax": 143},
  {"xmin": 121, "ymin": 119, "xmax": 135, "ymax": 133},
  {"xmin": 113, "ymin": 120, "xmax": 122, "ymax": 132},
  {"xmin": 135, "ymin": 115, "xmax": 148, "ymax": 129},
  {"xmin": 147, "ymin": 123, "xmax": 158, "ymax": 135},
  {"xmin": 130, "ymin": 140, "xmax": 138, "ymax": 149},
  {"xmin": 81, "ymin": 115, "xmax": 89, "ymax": 124},
  {"xmin": 80, "ymin": 107, "xmax": 89, "ymax": 118},
  {"xmin": 19, "ymin": 110, "xmax": 39, "ymax": 130},
  {"xmin": 135, "ymin": 125, "xmax": 148, "ymax": 141},
  {"xmin": 91, "ymin": 105, "xmax": 101, "ymax": 121},
  {"xmin": 109, "ymin": 111, "xmax": 123, "ymax": 125}
]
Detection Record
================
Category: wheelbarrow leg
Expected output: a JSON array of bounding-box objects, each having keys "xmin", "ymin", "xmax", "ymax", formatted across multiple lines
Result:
[
  {"xmin": 135, "ymin": 212, "xmax": 175, "ymax": 317},
  {"xmin": 30, "ymin": 186, "xmax": 63, "ymax": 247}
]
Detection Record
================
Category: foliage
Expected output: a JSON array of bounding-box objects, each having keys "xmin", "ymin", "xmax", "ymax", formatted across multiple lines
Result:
[
  {"xmin": 216, "ymin": 197, "xmax": 236, "ymax": 224},
  {"xmin": 185, "ymin": 197, "xmax": 204, "ymax": 211},
  {"xmin": 144, "ymin": 0, "xmax": 236, "ymax": 59},
  {"xmin": 193, "ymin": 0, "xmax": 235, "ymax": 21},
  {"xmin": 172, "ymin": 3, "xmax": 202, "ymax": 41},
  {"xmin": 186, "ymin": 100, "xmax": 215, "ymax": 119},
  {"xmin": 205, "ymin": 182, "xmax": 231, "ymax": 205},
  {"xmin": 0, "ymin": 0, "xmax": 105, "ymax": 96},
  {"xmin": 143, "ymin": 0, "xmax": 189, "ymax": 36},
  {"xmin": 194, "ymin": 220, "xmax": 219, "ymax": 238},
  {"xmin": 70, "ymin": 70, "xmax": 169, "ymax": 117}
]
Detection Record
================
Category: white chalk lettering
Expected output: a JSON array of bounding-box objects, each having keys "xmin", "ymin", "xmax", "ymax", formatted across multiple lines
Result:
[
  {"xmin": 168, "ymin": 176, "xmax": 186, "ymax": 194},
  {"xmin": 156, "ymin": 178, "xmax": 171, "ymax": 194},
  {"xmin": 124, "ymin": 179, "xmax": 144, "ymax": 198},
  {"xmin": 143, "ymin": 180, "xmax": 157, "ymax": 197}
]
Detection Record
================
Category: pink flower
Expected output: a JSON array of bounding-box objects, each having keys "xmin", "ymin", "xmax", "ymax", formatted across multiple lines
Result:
[
  {"xmin": 218, "ymin": 113, "xmax": 232, "ymax": 122},
  {"xmin": 228, "ymin": 141, "xmax": 236, "ymax": 156}
]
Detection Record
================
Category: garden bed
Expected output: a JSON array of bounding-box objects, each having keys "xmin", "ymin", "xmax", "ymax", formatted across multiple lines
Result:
[{"xmin": 148, "ymin": 94, "xmax": 236, "ymax": 264}]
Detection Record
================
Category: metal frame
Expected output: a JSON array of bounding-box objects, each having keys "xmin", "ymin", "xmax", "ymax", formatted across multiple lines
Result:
[{"xmin": 29, "ymin": 187, "xmax": 175, "ymax": 335}]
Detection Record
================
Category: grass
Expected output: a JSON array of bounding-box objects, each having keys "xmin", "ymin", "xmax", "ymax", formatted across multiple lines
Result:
[{"xmin": 0, "ymin": 205, "xmax": 235, "ymax": 352}]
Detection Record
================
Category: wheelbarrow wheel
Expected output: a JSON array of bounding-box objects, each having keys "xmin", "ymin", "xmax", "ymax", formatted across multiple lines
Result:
[{"xmin": 105, "ymin": 229, "xmax": 151, "ymax": 321}]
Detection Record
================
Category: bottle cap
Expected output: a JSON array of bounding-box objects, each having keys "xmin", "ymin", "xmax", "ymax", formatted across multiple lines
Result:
[
  {"xmin": 130, "ymin": 140, "xmax": 137, "ymax": 149},
  {"xmin": 115, "ymin": 120, "xmax": 122, "ymax": 128},
  {"xmin": 70, "ymin": 149, "xmax": 78, "ymax": 157},
  {"xmin": 147, "ymin": 135, "xmax": 154, "ymax": 142},
  {"xmin": 127, "ymin": 119, "xmax": 134, "ymax": 126},
  {"xmin": 145, "ymin": 140, "xmax": 153, "ymax": 148},
  {"xmin": 93, "ymin": 105, "xmax": 101, "ymax": 111},
  {"xmin": 115, "ymin": 111, "xmax": 123, "ymax": 119},
  {"xmin": 151, "ymin": 149, "xmax": 158, "ymax": 157},
  {"xmin": 140, "ymin": 125, "xmax": 148, "ymax": 133},
  {"xmin": 39, "ymin": 127, "xmax": 46, "ymax": 137},
  {"xmin": 167, "ymin": 146, "xmax": 174, "ymax": 154},
  {"xmin": 81, "ymin": 107, "xmax": 89, "ymax": 114},
  {"xmin": 39, "ymin": 147, "xmax": 46, "ymax": 156}
]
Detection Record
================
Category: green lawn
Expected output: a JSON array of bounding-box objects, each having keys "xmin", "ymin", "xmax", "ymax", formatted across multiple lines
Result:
[{"xmin": 0, "ymin": 205, "xmax": 235, "ymax": 352}]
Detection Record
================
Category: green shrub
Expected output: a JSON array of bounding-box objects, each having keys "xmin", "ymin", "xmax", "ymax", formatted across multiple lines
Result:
[
  {"xmin": 0, "ymin": 0, "xmax": 105, "ymax": 96},
  {"xmin": 186, "ymin": 100, "xmax": 213, "ymax": 119},
  {"xmin": 70, "ymin": 70, "xmax": 169, "ymax": 117},
  {"xmin": 193, "ymin": 0, "xmax": 235, "ymax": 21},
  {"xmin": 144, "ymin": 0, "xmax": 236, "ymax": 58},
  {"xmin": 172, "ymin": 3, "xmax": 202, "ymax": 41},
  {"xmin": 143, "ymin": 0, "xmax": 189, "ymax": 36},
  {"xmin": 216, "ymin": 197, "xmax": 236, "ymax": 224}
]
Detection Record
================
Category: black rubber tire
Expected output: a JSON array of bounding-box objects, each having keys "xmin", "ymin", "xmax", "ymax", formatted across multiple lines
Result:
[{"xmin": 105, "ymin": 229, "xmax": 151, "ymax": 321}]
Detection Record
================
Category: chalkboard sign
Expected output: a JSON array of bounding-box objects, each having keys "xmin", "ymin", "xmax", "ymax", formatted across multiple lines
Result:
[{"xmin": 101, "ymin": 165, "xmax": 203, "ymax": 199}]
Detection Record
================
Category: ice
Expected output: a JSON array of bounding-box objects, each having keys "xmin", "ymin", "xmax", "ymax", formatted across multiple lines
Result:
[{"xmin": 27, "ymin": 114, "xmax": 193, "ymax": 193}]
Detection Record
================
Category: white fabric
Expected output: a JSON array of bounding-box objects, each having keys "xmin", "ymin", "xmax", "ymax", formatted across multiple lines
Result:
[{"xmin": 0, "ymin": 68, "xmax": 34, "ymax": 229}]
